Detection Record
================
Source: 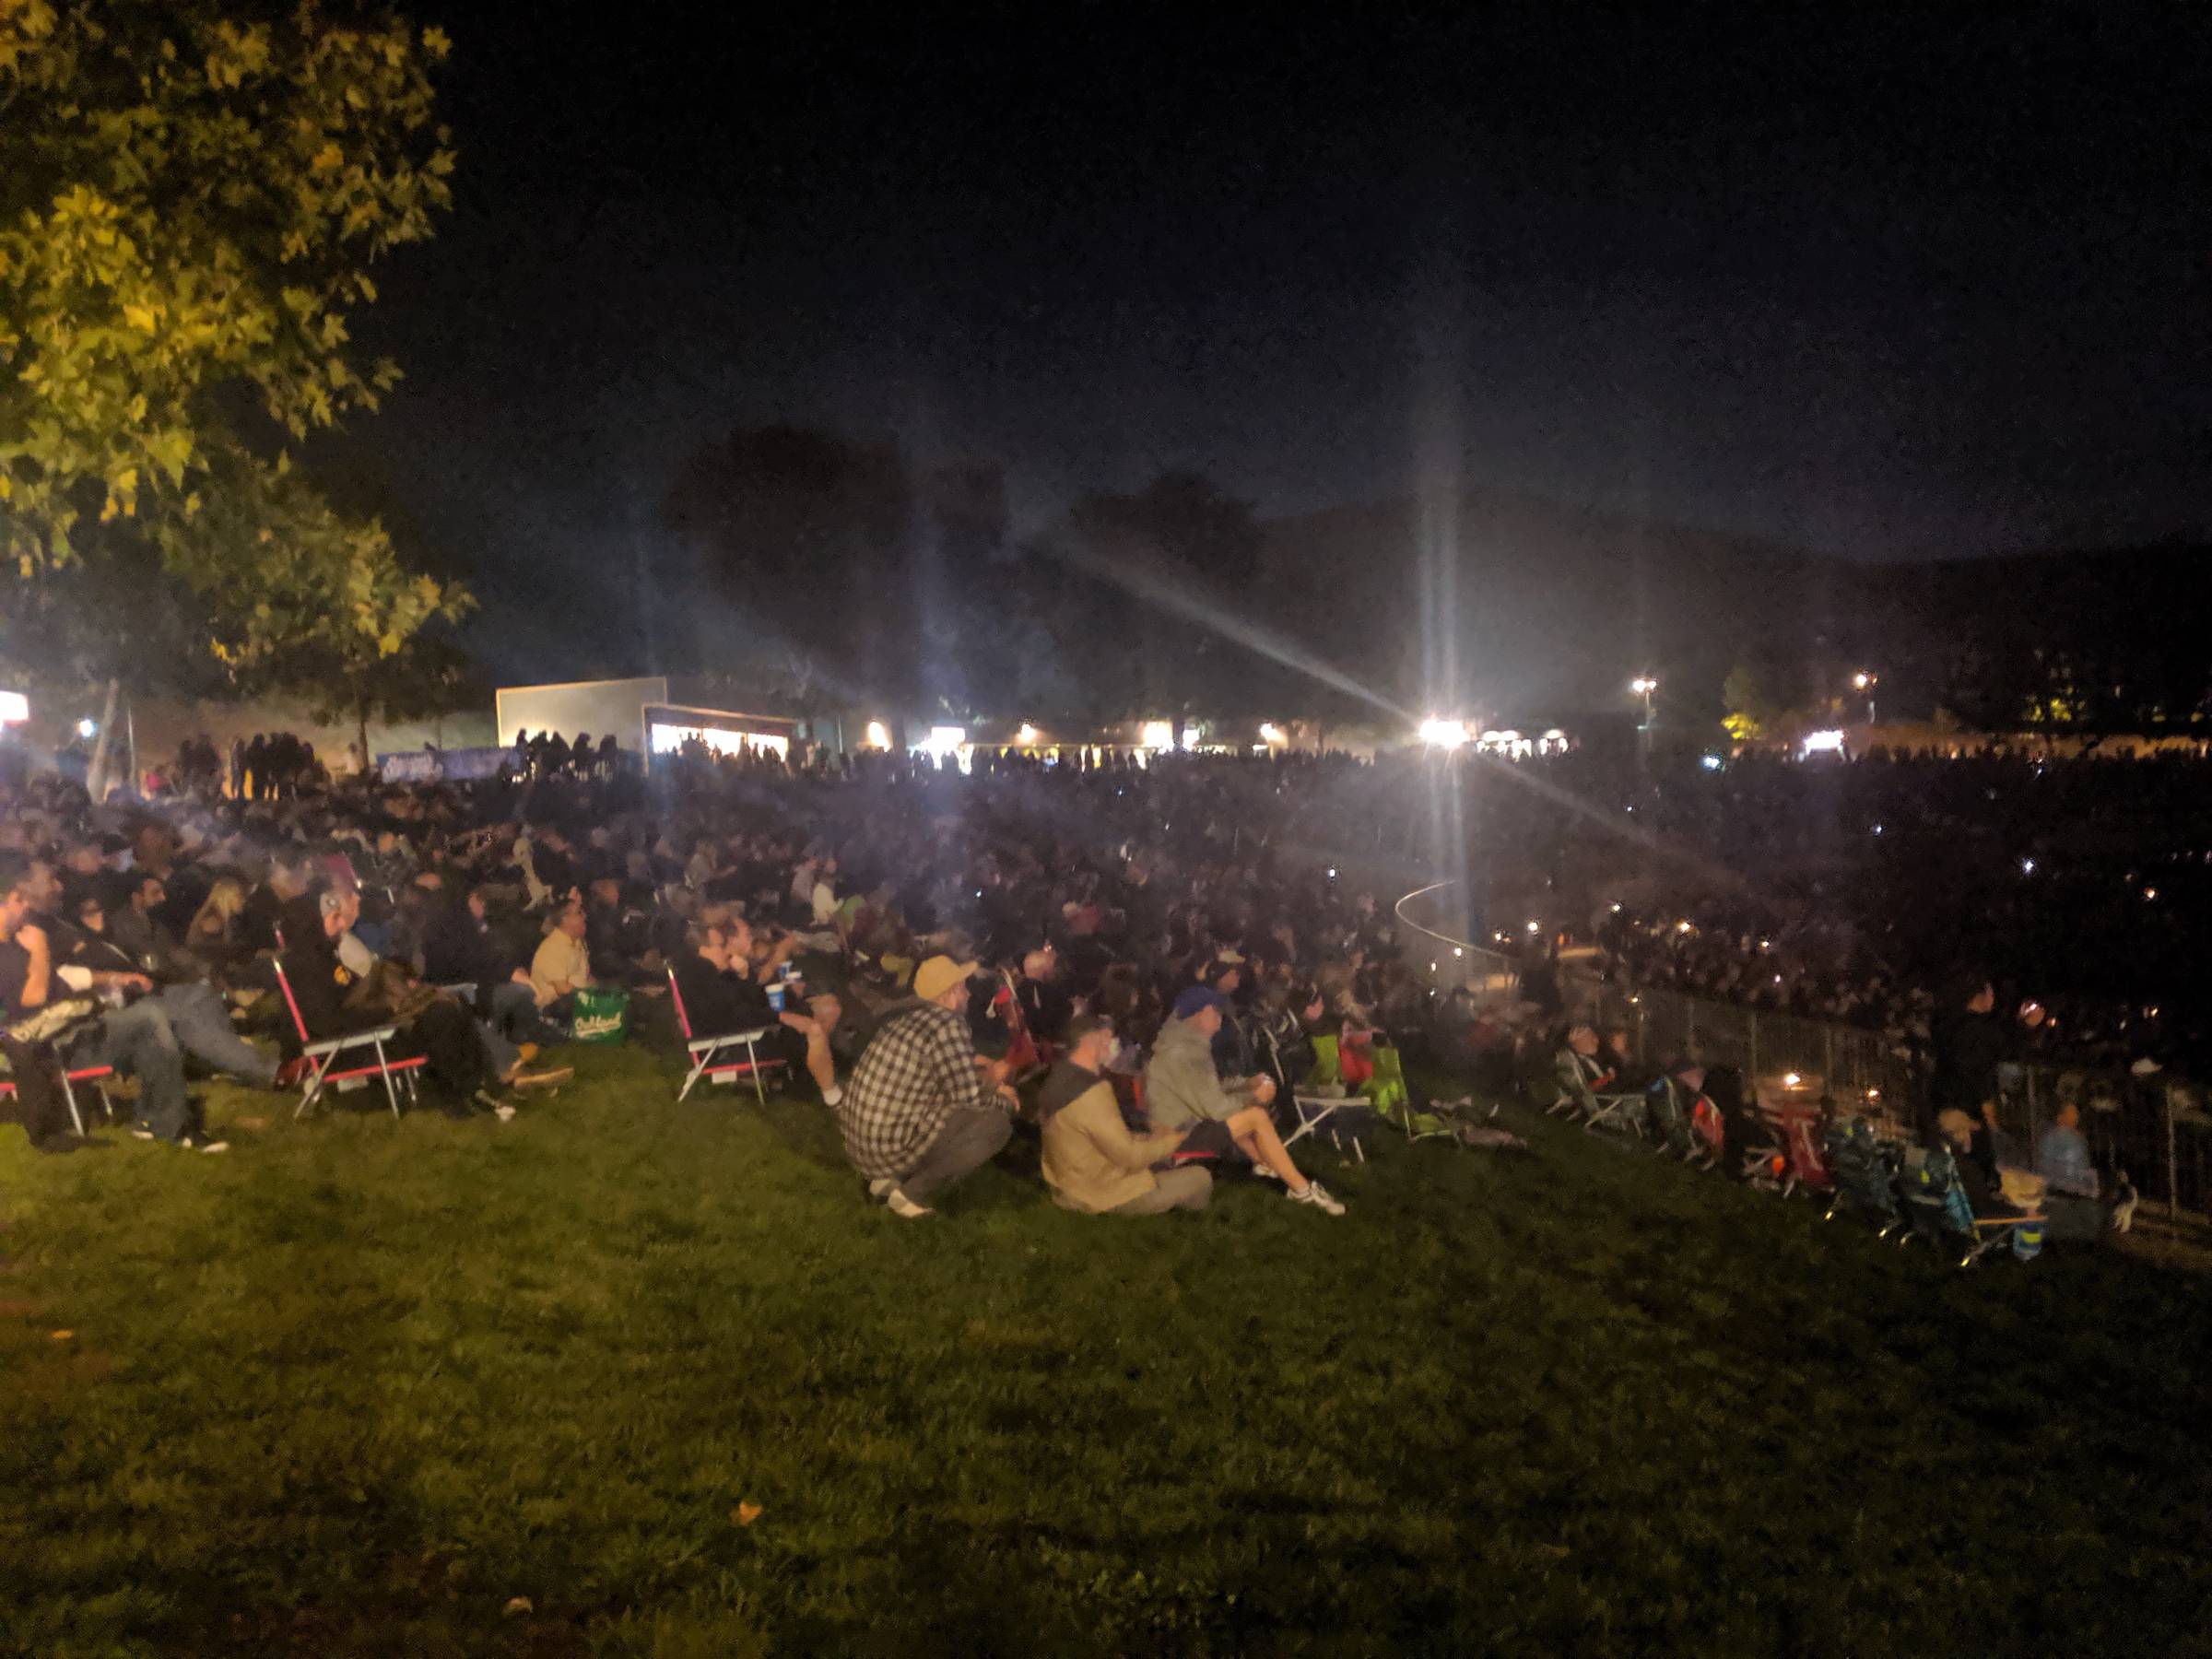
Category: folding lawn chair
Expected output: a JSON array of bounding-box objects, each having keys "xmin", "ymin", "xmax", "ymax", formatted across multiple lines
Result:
[
  {"xmin": 1900, "ymin": 1142, "xmax": 2047, "ymax": 1269},
  {"xmin": 1287, "ymin": 1031, "xmax": 1360, "ymax": 1152},
  {"xmin": 0, "ymin": 1063, "xmax": 114, "ymax": 1137},
  {"xmin": 1821, "ymin": 1118, "xmax": 1906, "ymax": 1236},
  {"xmin": 1366, "ymin": 1046, "xmax": 1456, "ymax": 1145},
  {"xmin": 1553, "ymin": 1052, "xmax": 1647, "ymax": 1139},
  {"xmin": 272, "ymin": 955, "xmax": 424, "ymax": 1119},
  {"xmin": 666, "ymin": 965, "xmax": 786, "ymax": 1105},
  {"xmin": 1747, "ymin": 1100, "xmax": 1828, "ymax": 1198}
]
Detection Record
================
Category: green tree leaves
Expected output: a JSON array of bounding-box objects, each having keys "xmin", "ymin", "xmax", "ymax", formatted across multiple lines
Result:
[{"xmin": 0, "ymin": 0, "xmax": 461, "ymax": 670}]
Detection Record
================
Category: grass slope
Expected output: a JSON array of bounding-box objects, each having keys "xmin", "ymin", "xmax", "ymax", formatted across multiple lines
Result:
[{"xmin": 2, "ymin": 1043, "xmax": 2207, "ymax": 1657}]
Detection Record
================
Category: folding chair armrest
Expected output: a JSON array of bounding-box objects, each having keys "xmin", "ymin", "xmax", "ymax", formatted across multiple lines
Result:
[
  {"xmin": 305, "ymin": 1027, "xmax": 398, "ymax": 1055},
  {"xmin": 688, "ymin": 1026, "xmax": 773, "ymax": 1054}
]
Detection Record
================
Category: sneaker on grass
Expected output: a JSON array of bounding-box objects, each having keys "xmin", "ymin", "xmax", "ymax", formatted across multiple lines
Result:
[
  {"xmin": 884, "ymin": 1187, "xmax": 934, "ymax": 1218},
  {"xmin": 1286, "ymin": 1181, "xmax": 1345, "ymax": 1216},
  {"xmin": 1249, "ymin": 1161, "xmax": 1283, "ymax": 1182},
  {"xmin": 866, "ymin": 1177, "xmax": 896, "ymax": 1200},
  {"xmin": 469, "ymin": 1088, "xmax": 519, "ymax": 1123},
  {"xmin": 176, "ymin": 1131, "xmax": 229, "ymax": 1154}
]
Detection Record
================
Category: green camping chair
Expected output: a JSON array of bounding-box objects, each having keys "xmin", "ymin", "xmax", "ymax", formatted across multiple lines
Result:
[
  {"xmin": 1367, "ymin": 1044, "xmax": 1457, "ymax": 1143},
  {"xmin": 1288, "ymin": 1033, "xmax": 1358, "ymax": 1154},
  {"xmin": 1307, "ymin": 1033, "xmax": 1341, "ymax": 1088}
]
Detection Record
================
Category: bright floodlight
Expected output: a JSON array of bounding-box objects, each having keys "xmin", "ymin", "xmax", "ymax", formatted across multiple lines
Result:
[
  {"xmin": 1852, "ymin": 671, "xmax": 1876, "ymax": 690},
  {"xmin": 1700, "ymin": 753, "xmax": 1724, "ymax": 771},
  {"xmin": 1630, "ymin": 676, "xmax": 1657, "ymax": 695},
  {"xmin": 0, "ymin": 690, "xmax": 28, "ymax": 724},
  {"xmin": 864, "ymin": 720, "xmax": 889, "ymax": 749},
  {"xmin": 1016, "ymin": 723, "xmax": 1039, "ymax": 746},
  {"xmin": 1418, "ymin": 717, "xmax": 1468, "ymax": 748},
  {"xmin": 1139, "ymin": 720, "xmax": 1174, "ymax": 750},
  {"xmin": 1258, "ymin": 722, "xmax": 1285, "ymax": 745},
  {"xmin": 76, "ymin": 716, "xmax": 98, "ymax": 738},
  {"xmin": 1800, "ymin": 728, "xmax": 1847, "ymax": 755},
  {"xmin": 924, "ymin": 725, "xmax": 966, "ymax": 759}
]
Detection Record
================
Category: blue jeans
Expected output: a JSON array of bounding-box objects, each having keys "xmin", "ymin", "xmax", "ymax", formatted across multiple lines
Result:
[
  {"xmin": 486, "ymin": 981, "xmax": 559, "ymax": 1047},
  {"xmin": 477, "ymin": 1018, "xmax": 520, "ymax": 1080},
  {"xmin": 156, "ymin": 981, "xmax": 277, "ymax": 1088},
  {"xmin": 70, "ymin": 999, "xmax": 193, "ymax": 1140}
]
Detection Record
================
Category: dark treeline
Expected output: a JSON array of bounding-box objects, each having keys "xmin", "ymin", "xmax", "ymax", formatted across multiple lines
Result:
[{"xmin": 652, "ymin": 424, "xmax": 2212, "ymax": 737}]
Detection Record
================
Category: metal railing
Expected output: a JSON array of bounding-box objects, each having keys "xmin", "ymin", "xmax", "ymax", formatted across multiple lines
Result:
[
  {"xmin": 1394, "ymin": 881, "xmax": 1517, "ymax": 994},
  {"xmin": 1394, "ymin": 880, "xmax": 2207, "ymax": 1226},
  {"xmin": 1579, "ymin": 978, "xmax": 2206, "ymax": 1226}
]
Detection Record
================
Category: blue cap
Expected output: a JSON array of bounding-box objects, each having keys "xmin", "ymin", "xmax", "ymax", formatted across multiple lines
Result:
[{"xmin": 1172, "ymin": 985, "xmax": 1230, "ymax": 1020}]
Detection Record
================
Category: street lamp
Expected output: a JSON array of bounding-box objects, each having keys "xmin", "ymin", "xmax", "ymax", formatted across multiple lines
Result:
[
  {"xmin": 1630, "ymin": 677, "xmax": 1657, "ymax": 760},
  {"xmin": 1852, "ymin": 670, "xmax": 1878, "ymax": 724}
]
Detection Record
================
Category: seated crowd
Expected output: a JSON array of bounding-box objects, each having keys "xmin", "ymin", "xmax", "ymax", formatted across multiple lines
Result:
[
  {"xmin": 1537, "ymin": 969, "xmax": 2139, "ymax": 1245},
  {"xmin": 1, "ymin": 751, "xmax": 1448, "ymax": 1222},
  {"xmin": 2, "ymin": 741, "xmax": 2170, "ymax": 1243}
]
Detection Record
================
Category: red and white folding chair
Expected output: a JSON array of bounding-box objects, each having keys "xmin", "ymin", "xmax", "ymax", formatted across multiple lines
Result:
[
  {"xmin": 667, "ymin": 966, "xmax": 784, "ymax": 1104},
  {"xmin": 272, "ymin": 955, "xmax": 425, "ymax": 1119},
  {"xmin": 0, "ymin": 1063, "xmax": 114, "ymax": 1137}
]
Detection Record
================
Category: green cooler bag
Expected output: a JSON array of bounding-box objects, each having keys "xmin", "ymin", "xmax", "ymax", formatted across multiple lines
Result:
[{"xmin": 570, "ymin": 986, "xmax": 631, "ymax": 1044}]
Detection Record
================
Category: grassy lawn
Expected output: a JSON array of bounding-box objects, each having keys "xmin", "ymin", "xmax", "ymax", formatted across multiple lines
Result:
[{"xmin": 3, "ymin": 1040, "xmax": 2207, "ymax": 1657}]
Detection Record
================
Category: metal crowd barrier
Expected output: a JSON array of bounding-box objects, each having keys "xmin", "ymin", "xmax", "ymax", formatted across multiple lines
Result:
[
  {"xmin": 1582, "ymin": 980, "xmax": 2206, "ymax": 1226},
  {"xmin": 1394, "ymin": 880, "xmax": 1518, "ymax": 996},
  {"xmin": 1391, "ymin": 881, "xmax": 2206, "ymax": 1226}
]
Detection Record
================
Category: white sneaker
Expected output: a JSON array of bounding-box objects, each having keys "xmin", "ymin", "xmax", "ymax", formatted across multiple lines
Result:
[
  {"xmin": 866, "ymin": 1177, "xmax": 895, "ymax": 1200},
  {"xmin": 1287, "ymin": 1180, "xmax": 1345, "ymax": 1216},
  {"xmin": 494, "ymin": 1104, "xmax": 517, "ymax": 1124},
  {"xmin": 1249, "ymin": 1161, "xmax": 1283, "ymax": 1182},
  {"xmin": 884, "ymin": 1187, "xmax": 935, "ymax": 1218},
  {"xmin": 823, "ymin": 1085, "xmax": 844, "ymax": 1108}
]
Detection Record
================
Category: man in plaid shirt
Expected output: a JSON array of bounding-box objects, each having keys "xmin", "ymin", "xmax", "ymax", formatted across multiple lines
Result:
[{"xmin": 839, "ymin": 955, "xmax": 1014, "ymax": 1218}]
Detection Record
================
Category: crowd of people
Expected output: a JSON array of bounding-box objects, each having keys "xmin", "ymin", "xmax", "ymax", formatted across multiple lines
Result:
[
  {"xmin": 510, "ymin": 729, "xmax": 626, "ymax": 782},
  {"xmin": 1, "ymin": 748, "xmax": 1487, "ymax": 1220},
  {"xmin": 1455, "ymin": 747, "xmax": 2212, "ymax": 1084},
  {"xmin": 0, "ymin": 735, "xmax": 2193, "ymax": 1238}
]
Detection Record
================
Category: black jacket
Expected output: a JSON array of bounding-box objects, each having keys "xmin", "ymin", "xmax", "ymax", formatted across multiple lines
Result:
[
  {"xmin": 423, "ymin": 904, "xmax": 507, "ymax": 988},
  {"xmin": 672, "ymin": 954, "xmax": 775, "ymax": 1038}
]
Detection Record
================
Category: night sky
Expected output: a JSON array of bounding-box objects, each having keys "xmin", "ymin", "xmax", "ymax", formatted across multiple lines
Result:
[{"xmin": 344, "ymin": 6, "xmax": 2210, "ymax": 668}]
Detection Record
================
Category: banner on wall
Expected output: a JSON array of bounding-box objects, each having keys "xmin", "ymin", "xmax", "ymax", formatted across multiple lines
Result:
[{"xmin": 374, "ymin": 746, "xmax": 509, "ymax": 782}]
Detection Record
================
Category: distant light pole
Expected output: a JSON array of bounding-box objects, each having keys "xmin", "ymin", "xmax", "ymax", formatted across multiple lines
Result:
[
  {"xmin": 1852, "ymin": 670, "xmax": 1878, "ymax": 724},
  {"xmin": 1630, "ymin": 676, "xmax": 1657, "ymax": 762}
]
